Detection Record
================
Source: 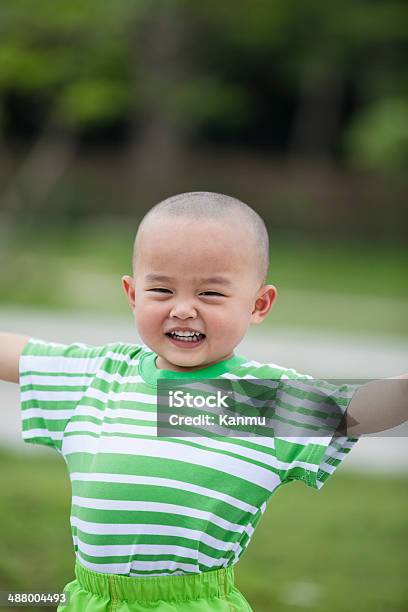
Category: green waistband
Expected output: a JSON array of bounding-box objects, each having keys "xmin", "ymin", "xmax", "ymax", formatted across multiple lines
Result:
[{"xmin": 74, "ymin": 560, "xmax": 235, "ymax": 603}]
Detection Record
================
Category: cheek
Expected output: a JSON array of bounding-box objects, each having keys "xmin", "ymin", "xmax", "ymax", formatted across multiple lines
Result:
[
  {"xmin": 222, "ymin": 302, "xmax": 252, "ymax": 333},
  {"xmin": 207, "ymin": 307, "xmax": 245, "ymax": 338},
  {"xmin": 135, "ymin": 301, "xmax": 165, "ymax": 335}
]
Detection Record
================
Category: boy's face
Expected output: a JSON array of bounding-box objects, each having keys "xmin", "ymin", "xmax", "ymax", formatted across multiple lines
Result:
[{"xmin": 122, "ymin": 216, "xmax": 276, "ymax": 372}]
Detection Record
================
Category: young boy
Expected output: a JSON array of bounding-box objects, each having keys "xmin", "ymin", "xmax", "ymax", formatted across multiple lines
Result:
[{"xmin": 1, "ymin": 191, "xmax": 406, "ymax": 611}]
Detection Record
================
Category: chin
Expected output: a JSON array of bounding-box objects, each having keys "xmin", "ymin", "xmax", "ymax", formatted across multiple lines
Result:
[
  {"xmin": 169, "ymin": 356, "xmax": 206, "ymax": 369},
  {"xmin": 172, "ymin": 357, "xmax": 202, "ymax": 367}
]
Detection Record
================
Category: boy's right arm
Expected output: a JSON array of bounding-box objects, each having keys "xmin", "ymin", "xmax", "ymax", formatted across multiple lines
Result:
[{"xmin": 0, "ymin": 333, "xmax": 30, "ymax": 383}]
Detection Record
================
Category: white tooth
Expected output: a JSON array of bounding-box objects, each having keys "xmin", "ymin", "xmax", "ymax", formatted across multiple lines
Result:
[
  {"xmin": 171, "ymin": 333, "xmax": 200, "ymax": 341},
  {"xmin": 169, "ymin": 330, "xmax": 203, "ymax": 340}
]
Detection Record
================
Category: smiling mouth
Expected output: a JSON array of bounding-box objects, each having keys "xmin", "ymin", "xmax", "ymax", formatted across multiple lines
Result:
[{"xmin": 165, "ymin": 331, "xmax": 206, "ymax": 347}]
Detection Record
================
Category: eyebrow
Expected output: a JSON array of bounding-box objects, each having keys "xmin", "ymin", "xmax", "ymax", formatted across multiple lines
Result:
[{"xmin": 144, "ymin": 274, "xmax": 233, "ymax": 287}]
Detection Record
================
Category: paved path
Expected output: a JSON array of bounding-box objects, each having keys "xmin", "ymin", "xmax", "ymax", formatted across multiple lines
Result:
[{"xmin": 1, "ymin": 308, "xmax": 407, "ymax": 473}]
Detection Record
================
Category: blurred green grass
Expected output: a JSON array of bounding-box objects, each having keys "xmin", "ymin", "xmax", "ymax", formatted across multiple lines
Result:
[
  {"xmin": 1, "ymin": 223, "xmax": 407, "ymax": 337},
  {"xmin": 0, "ymin": 449, "xmax": 407, "ymax": 612}
]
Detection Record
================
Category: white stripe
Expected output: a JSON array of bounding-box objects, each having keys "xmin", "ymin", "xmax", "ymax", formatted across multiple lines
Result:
[
  {"xmin": 20, "ymin": 355, "xmax": 105, "ymax": 374},
  {"xmin": 22, "ymin": 428, "xmax": 63, "ymax": 440},
  {"xmin": 86, "ymin": 387, "xmax": 157, "ymax": 404},
  {"xmin": 166, "ymin": 435, "xmax": 280, "ymax": 470},
  {"xmin": 333, "ymin": 436, "xmax": 356, "ymax": 448},
  {"xmin": 76, "ymin": 553, "xmax": 198, "ymax": 574},
  {"xmin": 95, "ymin": 370, "xmax": 142, "ymax": 385},
  {"xmin": 21, "ymin": 389, "xmax": 84, "ymax": 401},
  {"xmin": 20, "ymin": 371, "xmax": 143, "ymax": 387},
  {"xmin": 276, "ymin": 435, "xmax": 331, "ymax": 446},
  {"xmin": 21, "ymin": 387, "xmax": 154, "ymax": 404},
  {"xmin": 68, "ymin": 406, "xmax": 103, "ymax": 419},
  {"xmin": 276, "ymin": 413, "xmax": 340, "ymax": 434},
  {"xmin": 20, "ymin": 375, "xmax": 93, "ymax": 386},
  {"xmin": 236, "ymin": 361, "xmax": 299, "ymax": 373},
  {"xmin": 26, "ymin": 339, "xmax": 67, "ymax": 347},
  {"xmin": 323, "ymin": 446, "xmax": 349, "ymax": 461},
  {"xmin": 74, "ymin": 406, "xmax": 156, "ymax": 421},
  {"xmin": 70, "ymin": 472, "xmax": 258, "ymax": 514},
  {"xmin": 63, "ymin": 436, "xmax": 282, "ymax": 490},
  {"xmin": 65, "ymin": 422, "xmax": 104, "ymax": 435},
  {"xmin": 64, "ymin": 422, "xmax": 156, "ymax": 436},
  {"xmin": 72, "ymin": 496, "xmax": 244, "ymax": 533},
  {"xmin": 246, "ymin": 524, "xmax": 254, "ymax": 537},
  {"xmin": 220, "ymin": 371, "xmax": 286, "ymax": 381},
  {"xmin": 188, "ymin": 435, "xmax": 278, "ymax": 465},
  {"xmin": 319, "ymin": 461, "xmax": 337, "ymax": 475},
  {"xmin": 85, "ymin": 350, "xmax": 141, "ymax": 367},
  {"xmin": 20, "ymin": 350, "xmax": 139, "ymax": 375},
  {"xmin": 73, "ymin": 536, "xmax": 227, "ymax": 566},
  {"xmin": 277, "ymin": 391, "xmax": 347, "ymax": 415},
  {"xmin": 65, "ymin": 420, "xmax": 157, "ymax": 437},
  {"xmin": 71, "ymin": 516, "xmax": 235, "ymax": 551},
  {"xmin": 278, "ymin": 388, "xmax": 349, "ymax": 412},
  {"xmin": 22, "ymin": 408, "xmax": 75, "ymax": 420},
  {"xmin": 281, "ymin": 379, "xmax": 351, "ymax": 398},
  {"xmin": 219, "ymin": 373, "xmax": 257, "ymax": 379}
]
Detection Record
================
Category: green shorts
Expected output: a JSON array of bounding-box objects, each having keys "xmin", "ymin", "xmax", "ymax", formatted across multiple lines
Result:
[{"xmin": 58, "ymin": 561, "xmax": 253, "ymax": 611}]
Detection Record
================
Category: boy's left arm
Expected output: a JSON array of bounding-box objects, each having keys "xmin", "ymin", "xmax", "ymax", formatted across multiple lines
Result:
[{"xmin": 335, "ymin": 374, "xmax": 408, "ymax": 437}]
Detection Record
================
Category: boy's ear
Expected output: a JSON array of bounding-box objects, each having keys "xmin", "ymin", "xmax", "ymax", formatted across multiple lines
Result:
[
  {"xmin": 121, "ymin": 275, "xmax": 136, "ymax": 309},
  {"xmin": 250, "ymin": 284, "xmax": 277, "ymax": 325}
]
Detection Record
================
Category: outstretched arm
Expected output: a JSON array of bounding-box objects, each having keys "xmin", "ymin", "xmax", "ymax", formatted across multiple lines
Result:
[
  {"xmin": 0, "ymin": 333, "xmax": 30, "ymax": 383},
  {"xmin": 335, "ymin": 374, "xmax": 408, "ymax": 437}
]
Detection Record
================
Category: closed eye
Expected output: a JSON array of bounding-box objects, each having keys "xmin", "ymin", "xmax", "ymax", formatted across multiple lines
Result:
[
  {"xmin": 200, "ymin": 291, "xmax": 225, "ymax": 296},
  {"xmin": 148, "ymin": 288, "xmax": 172, "ymax": 293}
]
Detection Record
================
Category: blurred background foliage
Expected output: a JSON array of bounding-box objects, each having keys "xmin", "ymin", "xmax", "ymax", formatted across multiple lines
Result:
[
  {"xmin": 0, "ymin": 0, "xmax": 407, "ymax": 329},
  {"xmin": 1, "ymin": 0, "xmax": 408, "ymax": 223}
]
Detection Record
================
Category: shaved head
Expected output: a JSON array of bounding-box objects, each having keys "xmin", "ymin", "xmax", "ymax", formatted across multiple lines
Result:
[{"xmin": 133, "ymin": 191, "xmax": 270, "ymax": 284}]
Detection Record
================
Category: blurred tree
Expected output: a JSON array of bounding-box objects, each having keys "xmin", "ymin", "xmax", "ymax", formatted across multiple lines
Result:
[
  {"xmin": 0, "ymin": 0, "xmax": 132, "ymax": 216},
  {"xmin": 344, "ymin": 98, "xmax": 408, "ymax": 172},
  {"xmin": 128, "ymin": 1, "xmax": 190, "ymax": 181},
  {"xmin": 0, "ymin": 0, "xmax": 407, "ymax": 221}
]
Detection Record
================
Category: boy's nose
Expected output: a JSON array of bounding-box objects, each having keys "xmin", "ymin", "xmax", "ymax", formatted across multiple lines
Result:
[{"xmin": 169, "ymin": 301, "xmax": 197, "ymax": 319}]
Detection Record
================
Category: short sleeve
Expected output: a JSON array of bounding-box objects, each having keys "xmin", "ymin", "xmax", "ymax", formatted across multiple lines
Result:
[
  {"xmin": 19, "ymin": 338, "xmax": 122, "ymax": 452},
  {"xmin": 273, "ymin": 370, "xmax": 361, "ymax": 490}
]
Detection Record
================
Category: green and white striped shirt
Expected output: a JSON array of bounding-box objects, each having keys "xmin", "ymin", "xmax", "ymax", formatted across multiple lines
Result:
[{"xmin": 19, "ymin": 339, "xmax": 359, "ymax": 577}]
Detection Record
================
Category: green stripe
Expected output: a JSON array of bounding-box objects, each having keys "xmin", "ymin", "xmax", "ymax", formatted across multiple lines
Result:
[
  {"xmin": 76, "ymin": 531, "xmax": 232, "ymax": 559},
  {"xmin": 72, "ymin": 506, "xmax": 240, "ymax": 541}
]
